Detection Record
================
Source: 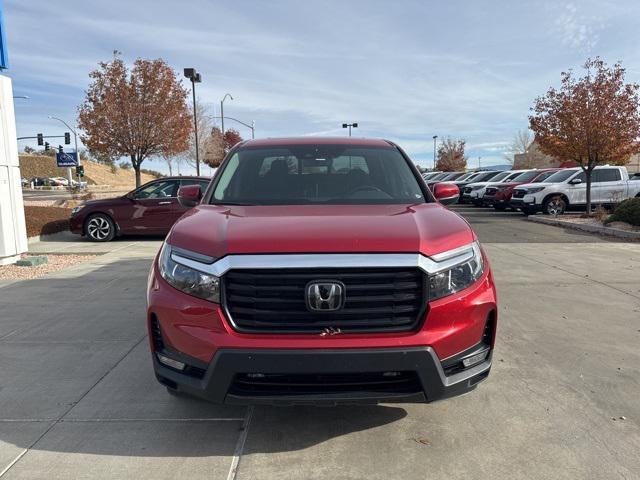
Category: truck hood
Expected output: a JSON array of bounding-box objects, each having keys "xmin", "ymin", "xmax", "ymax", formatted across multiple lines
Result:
[
  {"xmin": 167, "ymin": 204, "xmax": 474, "ymax": 259},
  {"xmin": 513, "ymin": 182, "xmax": 555, "ymax": 190}
]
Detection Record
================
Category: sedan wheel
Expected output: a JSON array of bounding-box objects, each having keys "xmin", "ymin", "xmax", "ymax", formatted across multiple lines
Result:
[{"xmin": 85, "ymin": 214, "xmax": 115, "ymax": 242}]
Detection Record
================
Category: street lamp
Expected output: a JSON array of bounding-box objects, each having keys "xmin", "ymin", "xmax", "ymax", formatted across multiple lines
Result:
[
  {"xmin": 184, "ymin": 68, "xmax": 202, "ymax": 175},
  {"xmin": 220, "ymin": 93, "xmax": 233, "ymax": 135},
  {"xmin": 432, "ymin": 135, "xmax": 438, "ymax": 170},
  {"xmin": 48, "ymin": 116, "xmax": 81, "ymax": 190},
  {"xmin": 207, "ymin": 115, "xmax": 255, "ymax": 139},
  {"xmin": 342, "ymin": 123, "xmax": 358, "ymax": 137}
]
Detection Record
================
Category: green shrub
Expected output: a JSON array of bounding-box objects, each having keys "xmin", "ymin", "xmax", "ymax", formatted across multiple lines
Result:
[
  {"xmin": 605, "ymin": 197, "xmax": 640, "ymax": 226},
  {"xmin": 118, "ymin": 161, "xmax": 132, "ymax": 170}
]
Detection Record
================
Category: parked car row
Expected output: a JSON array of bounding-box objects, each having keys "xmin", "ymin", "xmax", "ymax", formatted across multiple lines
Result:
[
  {"xmin": 26, "ymin": 176, "xmax": 87, "ymax": 188},
  {"xmin": 423, "ymin": 166, "xmax": 640, "ymax": 215}
]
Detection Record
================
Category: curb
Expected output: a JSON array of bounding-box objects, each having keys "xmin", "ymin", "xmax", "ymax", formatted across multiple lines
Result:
[
  {"xmin": 27, "ymin": 230, "xmax": 71, "ymax": 244},
  {"xmin": 528, "ymin": 216, "xmax": 640, "ymax": 239}
]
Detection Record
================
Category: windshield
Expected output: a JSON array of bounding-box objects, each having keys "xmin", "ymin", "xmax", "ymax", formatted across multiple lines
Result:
[
  {"xmin": 486, "ymin": 171, "xmax": 511, "ymax": 182},
  {"xmin": 455, "ymin": 172, "xmax": 474, "ymax": 181},
  {"xmin": 511, "ymin": 170, "xmax": 541, "ymax": 183},
  {"xmin": 543, "ymin": 169, "xmax": 579, "ymax": 183},
  {"xmin": 474, "ymin": 171, "xmax": 501, "ymax": 182},
  {"xmin": 211, "ymin": 145, "xmax": 427, "ymax": 205},
  {"xmin": 422, "ymin": 172, "xmax": 440, "ymax": 180}
]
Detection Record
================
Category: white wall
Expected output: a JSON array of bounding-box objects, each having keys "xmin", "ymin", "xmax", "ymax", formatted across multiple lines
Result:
[{"xmin": 0, "ymin": 74, "xmax": 28, "ymax": 265}]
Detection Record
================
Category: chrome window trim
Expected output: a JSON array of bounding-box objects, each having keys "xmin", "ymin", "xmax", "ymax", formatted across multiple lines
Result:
[{"xmin": 169, "ymin": 242, "xmax": 479, "ymax": 276}]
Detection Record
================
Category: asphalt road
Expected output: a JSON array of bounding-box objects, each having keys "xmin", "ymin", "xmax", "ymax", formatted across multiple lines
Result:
[{"xmin": 1, "ymin": 206, "xmax": 639, "ymax": 479}]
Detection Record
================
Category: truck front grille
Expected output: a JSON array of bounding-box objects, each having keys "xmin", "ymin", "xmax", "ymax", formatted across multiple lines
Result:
[{"xmin": 223, "ymin": 268, "xmax": 426, "ymax": 333}]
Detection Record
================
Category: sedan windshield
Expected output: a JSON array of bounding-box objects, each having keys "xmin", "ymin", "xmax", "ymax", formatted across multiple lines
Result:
[{"xmin": 211, "ymin": 145, "xmax": 427, "ymax": 205}]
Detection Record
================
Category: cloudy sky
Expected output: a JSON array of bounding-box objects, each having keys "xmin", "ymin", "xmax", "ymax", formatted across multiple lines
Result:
[{"xmin": 5, "ymin": 0, "xmax": 640, "ymax": 174}]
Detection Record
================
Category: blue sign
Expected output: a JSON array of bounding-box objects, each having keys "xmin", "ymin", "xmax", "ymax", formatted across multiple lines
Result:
[
  {"xmin": 56, "ymin": 152, "xmax": 78, "ymax": 167},
  {"xmin": 0, "ymin": 0, "xmax": 8, "ymax": 69}
]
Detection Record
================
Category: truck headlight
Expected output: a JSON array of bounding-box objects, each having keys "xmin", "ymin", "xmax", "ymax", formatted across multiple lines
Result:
[
  {"xmin": 525, "ymin": 187, "xmax": 545, "ymax": 193},
  {"xmin": 428, "ymin": 242, "xmax": 484, "ymax": 300},
  {"xmin": 158, "ymin": 243, "xmax": 220, "ymax": 303}
]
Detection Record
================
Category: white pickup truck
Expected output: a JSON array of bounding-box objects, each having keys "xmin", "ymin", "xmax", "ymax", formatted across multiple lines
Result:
[{"xmin": 510, "ymin": 166, "xmax": 640, "ymax": 215}]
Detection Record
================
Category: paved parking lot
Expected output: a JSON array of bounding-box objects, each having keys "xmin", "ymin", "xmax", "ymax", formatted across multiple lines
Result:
[{"xmin": 1, "ymin": 207, "xmax": 639, "ymax": 479}]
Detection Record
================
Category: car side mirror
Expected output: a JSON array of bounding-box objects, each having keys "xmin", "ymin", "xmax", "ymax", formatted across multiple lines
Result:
[
  {"xmin": 569, "ymin": 178, "xmax": 583, "ymax": 185},
  {"xmin": 177, "ymin": 185, "xmax": 202, "ymax": 208},
  {"xmin": 432, "ymin": 182, "xmax": 460, "ymax": 206}
]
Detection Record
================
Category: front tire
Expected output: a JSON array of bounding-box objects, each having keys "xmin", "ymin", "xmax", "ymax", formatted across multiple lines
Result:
[
  {"xmin": 543, "ymin": 196, "xmax": 567, "ymax": 216},
  {"xmin": 85, "ymin": 213, "xmax": 116, "ymax": 242}
]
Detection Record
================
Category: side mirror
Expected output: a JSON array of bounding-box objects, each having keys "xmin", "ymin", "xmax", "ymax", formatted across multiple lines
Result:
[
  {"xmin": 569, "ymin": 178, "xmax": 583, "ymax": 185},
  {"xmin": 177, "ymin": 185, "xmax": 202, "ymax": 208},
  {"xmin": 432, "ymin": 182, "xmax": 460, "ymax": 206}
]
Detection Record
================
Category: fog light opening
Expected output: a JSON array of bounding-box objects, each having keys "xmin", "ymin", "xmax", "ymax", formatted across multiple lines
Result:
[
  {"xmin": 461, "ymin": 348, "xmax": 490, "ymax": 368},
  {"xmin": 156, "ymin": 352, "xmax": 186, "ymax": 371}
]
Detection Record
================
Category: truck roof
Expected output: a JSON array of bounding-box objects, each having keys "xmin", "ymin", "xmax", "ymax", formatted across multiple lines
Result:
[{"xmin": 239, "ymin": 137, "xmax": 394, "ymax": 148}]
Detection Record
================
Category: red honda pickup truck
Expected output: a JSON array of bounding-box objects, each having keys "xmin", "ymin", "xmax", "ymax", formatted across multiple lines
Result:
[{"xmin": 146, "ymin": 137, "xmax": 497, "ymax": 405}]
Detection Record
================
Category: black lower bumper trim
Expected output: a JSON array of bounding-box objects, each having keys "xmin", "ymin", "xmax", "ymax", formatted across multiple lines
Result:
[{"xmin": 152, "ymin": 346, "xmax": 492, "ymax": 405}]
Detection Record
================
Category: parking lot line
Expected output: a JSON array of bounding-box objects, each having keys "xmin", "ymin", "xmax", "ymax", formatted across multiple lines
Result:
[{"xmin": 226, "ymin": 406, "xmax": 254, "ymax": 480}]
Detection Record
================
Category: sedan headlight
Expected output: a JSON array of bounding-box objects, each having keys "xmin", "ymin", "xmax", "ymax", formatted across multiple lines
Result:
[
  {"xmin": 525, "ymin": 187, "xmax": 546, "ymax": 193},
  {"xmin": 71, "ymin": 206, "xmax": 83, "ymax": 216},
  {"xmin": 158, "ymin": 243, "xmax": 220, "ymax": 302},
  {"xmin": 428, "ymin": 242, "xmax": 484, "ymax": 300}
]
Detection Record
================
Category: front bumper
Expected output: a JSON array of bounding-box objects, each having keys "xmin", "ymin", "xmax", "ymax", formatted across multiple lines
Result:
[
  {"xmin": 153, "ymin": 345, "xmax": 492, "ymax": 405},
  {"xmin": 509, "ymin": 197, "xmax": 540, "ymax": 211}
]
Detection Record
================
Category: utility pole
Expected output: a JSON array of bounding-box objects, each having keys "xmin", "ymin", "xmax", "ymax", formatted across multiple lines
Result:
[{"xmin": 183, "ymin": 68, "xmax": 202, "ymax": 175}]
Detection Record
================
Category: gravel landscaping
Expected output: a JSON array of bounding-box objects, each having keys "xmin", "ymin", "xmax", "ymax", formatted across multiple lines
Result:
[{"xmin": 0, "ymin": 254, "xmax": 96, "ymax": 281}]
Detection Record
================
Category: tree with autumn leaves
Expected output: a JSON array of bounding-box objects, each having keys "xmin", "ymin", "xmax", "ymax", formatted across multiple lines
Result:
[
  {"xmin": 436, "ymin": 138, "xmax": 467, "ymax": 171},
  {"xmin": 78, "ymin": 52, "xmax": 192, "ymax": 187},
  {"xmin": 529, "ymin": 57, "xmax": 640, "ymax": 214}
]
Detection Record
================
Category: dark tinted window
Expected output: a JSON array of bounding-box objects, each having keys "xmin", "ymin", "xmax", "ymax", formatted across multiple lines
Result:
[
  {"xmin": 212, "ymin": 145, "xmax": 426, "ymax": 205},
  {"xmin": 592, "ymin": 169, "xmax": 621, "ymax": 183}
]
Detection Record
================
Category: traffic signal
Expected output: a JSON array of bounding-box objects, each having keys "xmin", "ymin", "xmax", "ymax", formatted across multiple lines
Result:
[
  {"xmin": 44, "ymin": 142, "xmax": 50, "ymax": 151},
  {"xmin": 58, "ymin": 145, "xmax": 63, "ymax": 154},
  {"xmin": 37, "ymin": 133, "xmax": 44, "ymax": 146},
  {"xmin": 64, "ymin": 132, "xmax": 71, "ymax": 144},
  {"xmin": 76, "ymin": 165, "xmax": 84, "ymax": 177}
]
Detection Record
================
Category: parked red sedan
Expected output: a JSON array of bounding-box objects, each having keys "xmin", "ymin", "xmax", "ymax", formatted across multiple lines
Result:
[
  {"xmin": 483, "ymin": 169, "xmax": 560, "ymax": 210},
  {"xmin": 70, "ymin": 176, "xmax": 210, "ymax": 241}
]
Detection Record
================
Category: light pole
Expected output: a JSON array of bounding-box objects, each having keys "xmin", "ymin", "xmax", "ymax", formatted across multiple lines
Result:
[
  {"xmin": 208, "ymin": 115, "xmax": 255, "ymax": 139},
  {"xmin": 220, "ymin": 93, "xmax": 233, "ymax": 135},
  {"xmin": 432, "ymin": 135, "xmax": 438, "ymax": 170},
  {"xmin": 184, "ymin": 68, "xmax": 202, "ymax": 175},
  {"xmin": 478, "ymin": 156, "xmax": 482, "ymax": 170},
  {"xmin": 48, "ymin": 116, "xmax": 80, "ymax": 190},
  {"xmin": 342, "ymin": 123, "xmax": 358, "ymax": 136}
]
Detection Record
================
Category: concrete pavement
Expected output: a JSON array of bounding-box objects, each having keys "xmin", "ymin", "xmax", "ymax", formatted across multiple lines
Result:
[{"xmin": 1, "ymin": 207, "xmax": 639, "ymax": 479}]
